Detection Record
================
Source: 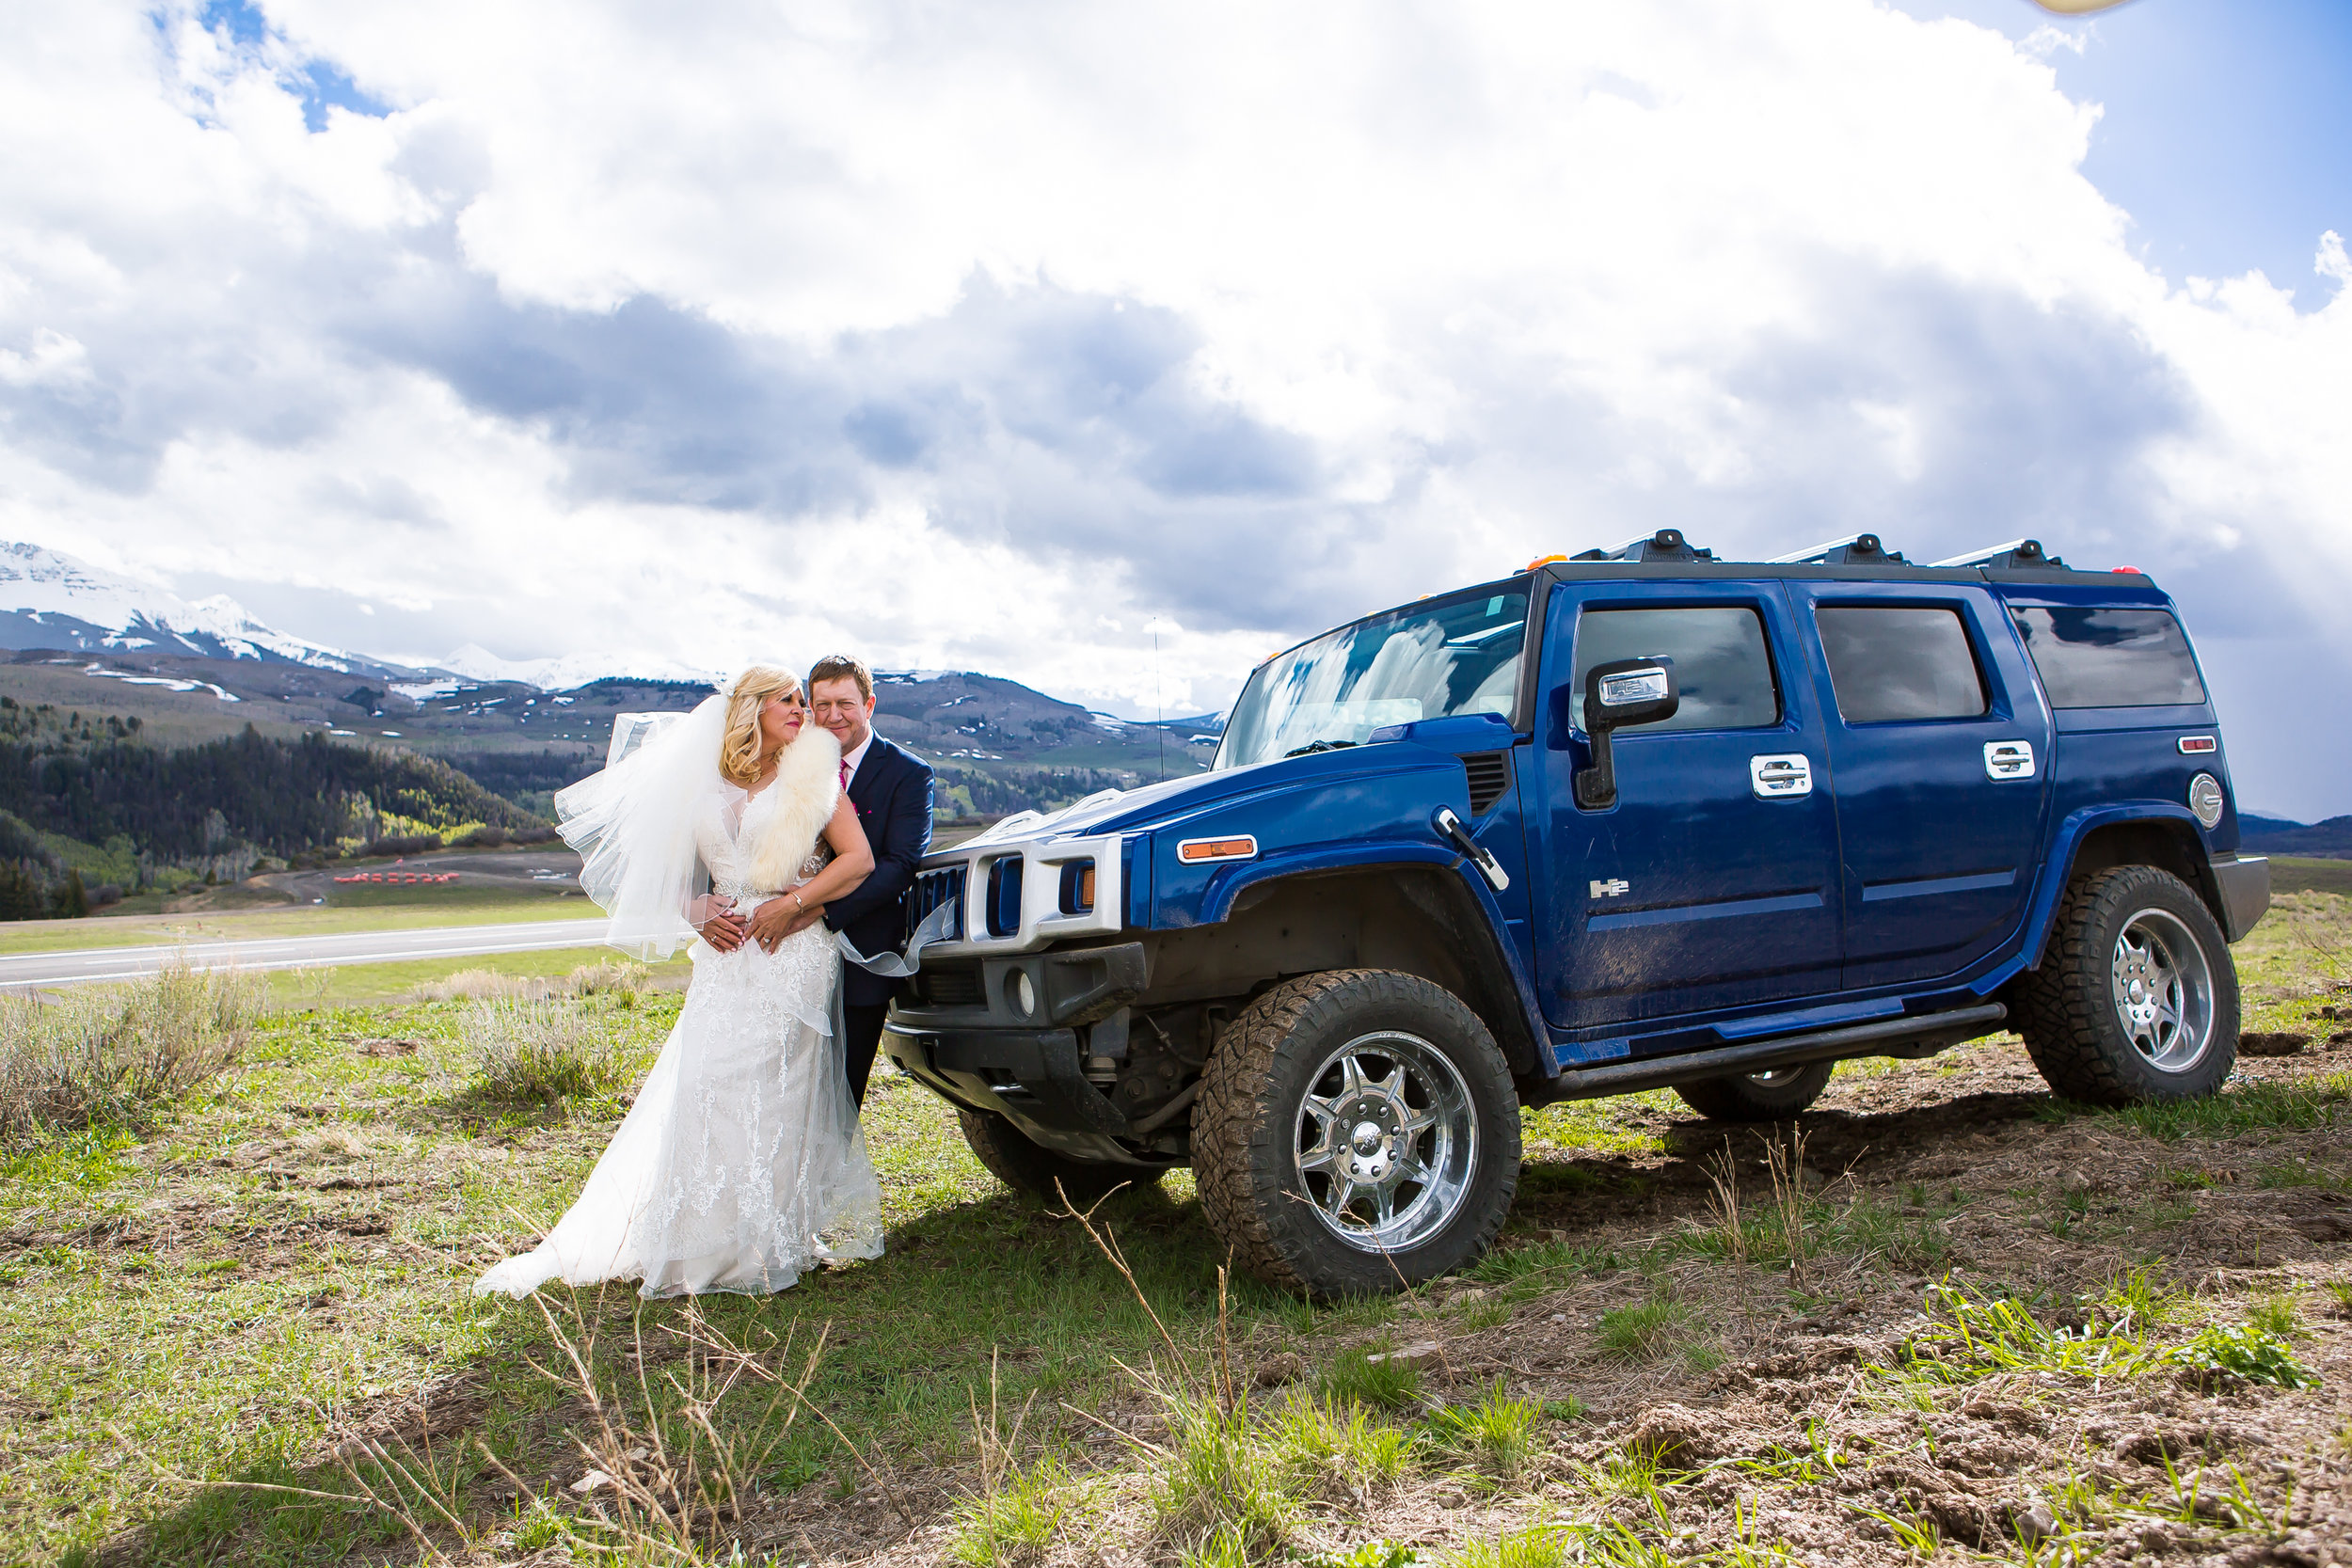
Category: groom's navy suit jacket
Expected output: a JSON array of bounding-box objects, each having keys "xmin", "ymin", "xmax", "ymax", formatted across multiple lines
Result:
[{"xmin": 825, "ymin": 734, "xmax": 934, "ymax": 1008}]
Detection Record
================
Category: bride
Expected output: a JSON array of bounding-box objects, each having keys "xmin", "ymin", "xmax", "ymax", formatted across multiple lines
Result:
[{"xmin": 476, "ymin": 665, "xmax": 886, "ymax": 1298}]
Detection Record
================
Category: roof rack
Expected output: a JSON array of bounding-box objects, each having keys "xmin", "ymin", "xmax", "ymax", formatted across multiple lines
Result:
[
  {"xmin": 1569, "ymin": 528, "xmax": 1717, "ymax": 564},
  {"xmin": 1768, "ymin": 532, "xmax": 1910, "ymax": 567},
  {"xmin": 1929, "ymin": 538, "xmax": 2070, "ymax": 571}
]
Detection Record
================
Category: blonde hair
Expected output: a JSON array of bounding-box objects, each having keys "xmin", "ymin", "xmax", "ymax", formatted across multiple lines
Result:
[{"xmin": 718, "ymin": 665, "xmax": 803, "ymax": 786}]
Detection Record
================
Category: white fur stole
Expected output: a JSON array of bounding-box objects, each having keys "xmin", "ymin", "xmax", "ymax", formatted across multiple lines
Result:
[{"xmin": 744, "ymin": 723, "xmax": 842, "ymax": 893}]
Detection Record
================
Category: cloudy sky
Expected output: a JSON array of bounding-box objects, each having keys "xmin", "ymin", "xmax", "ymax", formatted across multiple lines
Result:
[{"xmin": 3, "ymin": 0, "xmax": 2348, "ymax": 816}]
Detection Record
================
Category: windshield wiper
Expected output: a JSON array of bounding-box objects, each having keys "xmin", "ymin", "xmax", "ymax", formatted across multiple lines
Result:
[{"xmin": 1283, "ymin": 739, "xmax": 1359, "ymax": 758}]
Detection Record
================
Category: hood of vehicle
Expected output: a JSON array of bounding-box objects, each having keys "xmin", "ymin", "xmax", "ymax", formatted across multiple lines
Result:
[{"xmin": 957, "ymin": 740, "xmax": 1466, "ymax": 847}]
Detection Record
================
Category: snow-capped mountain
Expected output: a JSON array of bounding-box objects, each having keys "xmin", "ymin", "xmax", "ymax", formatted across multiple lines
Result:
[
  {"xmin": 0, "ymin": 541, "xmax": 378, "ymax": 673},
  {"xmin": 440, "ymin": 643, "xmax": 723, "ymax": 690}
]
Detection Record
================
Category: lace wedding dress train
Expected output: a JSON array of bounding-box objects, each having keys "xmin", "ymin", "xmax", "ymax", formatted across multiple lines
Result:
[{"xmin": 475, "ymin": 759, "xmax": 884, "ymax": 1299}]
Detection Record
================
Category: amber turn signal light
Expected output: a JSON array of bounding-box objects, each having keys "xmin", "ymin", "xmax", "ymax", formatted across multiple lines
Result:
[{"xmin": 1177, "ymin": 835, "xmax": 1258, "ymax": 863}]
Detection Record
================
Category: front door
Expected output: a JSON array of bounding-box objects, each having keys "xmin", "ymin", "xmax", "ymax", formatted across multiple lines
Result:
[
  {"xmin": 1534, "ymin": 581, "xmax": 1845, "ymax": 1036},
  {"xmin": 1784, "ymin": 581, "xmax": 2055, "ymax": 991}
]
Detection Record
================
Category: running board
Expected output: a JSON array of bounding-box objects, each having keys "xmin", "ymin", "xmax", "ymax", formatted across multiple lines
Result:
[{"xmin": 1548, "ymin": 1003, "xmax": 2008, "ymax": 1101}]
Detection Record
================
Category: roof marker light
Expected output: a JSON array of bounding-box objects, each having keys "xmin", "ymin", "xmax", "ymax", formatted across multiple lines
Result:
[{"xmin": 2112, "ymin": 565, "xmax": 2144, "ymax": 574}]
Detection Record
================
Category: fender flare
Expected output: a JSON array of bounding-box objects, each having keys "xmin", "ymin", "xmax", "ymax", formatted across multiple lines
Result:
[
  {"xmin": 2015, "ymin": 802, "xmax": 2214, "ymax": 973},
  {"xmin": 1200, "ymin": 840, "xmax": 1557, "ymax": 1076}
]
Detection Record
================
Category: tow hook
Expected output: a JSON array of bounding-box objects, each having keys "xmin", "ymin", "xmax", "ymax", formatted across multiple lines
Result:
[{"xmin": 1433, "ymin": 806, "xmax": 1510, "ymax": 893}]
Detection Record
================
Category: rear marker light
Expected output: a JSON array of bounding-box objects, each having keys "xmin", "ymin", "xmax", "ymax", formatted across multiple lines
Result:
[
  {"xmin": 1178, "ymin": 835, "xmax": 1258, "ymax": 863},
  {"xmin": 2178, "ymin": 736, "xmax": 2217, "ymax": 754}
]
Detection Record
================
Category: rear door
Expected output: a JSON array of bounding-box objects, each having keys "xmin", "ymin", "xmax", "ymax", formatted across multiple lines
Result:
[
  {"xmin": 1533, "ymin": 579, "xmax": 1844, "ymax": 1031},
  {"xmin": 1785, "ymin": 581, "xmax": 2055, "ymax": 991}
]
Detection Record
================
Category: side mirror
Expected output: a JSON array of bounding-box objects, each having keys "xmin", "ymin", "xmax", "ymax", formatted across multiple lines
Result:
[{"xmin": 1575, "ymin": 657, "xmax": 1679, "ymax": 808}]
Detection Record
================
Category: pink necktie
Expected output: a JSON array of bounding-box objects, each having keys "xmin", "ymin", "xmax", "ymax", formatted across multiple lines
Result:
[{"xmin": 840, "ymin": 761, "xmax": 850, "ymax": 787}]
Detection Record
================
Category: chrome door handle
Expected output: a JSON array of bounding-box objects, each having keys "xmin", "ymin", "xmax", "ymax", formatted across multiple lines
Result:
[
  {"xmin": 1983, "ymin": 739, "xmax": 2037, "ymax": 781},
  {"xmin": 1750, "ymin": 753, "xmax": 1813, "ymax": 800}
]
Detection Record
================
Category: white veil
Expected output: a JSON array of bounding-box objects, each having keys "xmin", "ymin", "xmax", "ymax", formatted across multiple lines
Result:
[{"xmin": 555, "ymin": 695, "xmax": 727, "ymax": 960}]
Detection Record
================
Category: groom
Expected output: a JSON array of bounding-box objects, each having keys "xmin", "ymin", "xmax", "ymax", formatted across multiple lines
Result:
[{"xmin": 752, "ymin": 654, "xmax": 933, "ymax": 1106}]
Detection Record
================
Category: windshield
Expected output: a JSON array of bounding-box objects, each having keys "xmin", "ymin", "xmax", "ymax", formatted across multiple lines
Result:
[{"xmin": 1216, "ymin": 589, "xmax": 1530, "ymax": 769}]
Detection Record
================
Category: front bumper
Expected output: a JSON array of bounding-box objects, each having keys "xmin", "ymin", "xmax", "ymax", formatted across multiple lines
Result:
[
  {"xmin": 882, "ymin": 1024, "xmax": 1175, "ymax": 1167},
  {"xmin": 2209, "ymin": 852, "xmax": 2270, "ymax": 942},
  {"xmin": 883, "ymin": 940, "xmax": 1170, "ymax": 1166}
]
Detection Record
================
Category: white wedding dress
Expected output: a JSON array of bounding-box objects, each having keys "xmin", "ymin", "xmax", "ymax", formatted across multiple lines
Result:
[{"xmin": 476, "ymin": 766, "xmax": 885, "ymax": 1299}]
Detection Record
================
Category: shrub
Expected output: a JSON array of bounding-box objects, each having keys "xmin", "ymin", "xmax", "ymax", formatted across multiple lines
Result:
[
  {"xmin": 0, "ymin": 963, "xmax": 262, "ymax": 1148},
  {"xmin": 456, "ymin": 825, "xmax": 509, "ymax": 848},
  {"xmin": 469, "ymin": 998, "xmax": 628, "ymax": 1104},
  {"xmin": 566, "ymin": 958, "xmax": 650, "ymax": 996},
  {"xmin": 415, "ymin": 968, "xmax": 539, "ymax": 1003}
]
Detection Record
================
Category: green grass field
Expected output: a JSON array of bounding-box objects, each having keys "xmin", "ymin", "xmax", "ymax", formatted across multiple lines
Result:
[
  {"xmin": 0, "ymin": 895, "xmax": 602, "ymax": 957},
  {"xmin": 2272, "ymin": 853, "xmax": 2352, "ymax": 895},
  {"xmin": 2, "ymin": 888, "xmax": 2345, "ymax": 1565}
]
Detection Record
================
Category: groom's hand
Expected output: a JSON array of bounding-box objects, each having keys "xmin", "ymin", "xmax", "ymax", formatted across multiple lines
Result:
[{"xmin": 747, "ymin": 896, "xmax": 804, "ymax": 954}]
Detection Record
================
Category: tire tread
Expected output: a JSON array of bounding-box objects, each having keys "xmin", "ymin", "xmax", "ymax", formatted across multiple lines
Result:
[
  {"xmin": 1192, "ymin": 969, "xmax": 1518, "ymax": 1294},
  {"xmin": 2013, "ymin": 864, "xmax": 2236, "ymax": 1106}
]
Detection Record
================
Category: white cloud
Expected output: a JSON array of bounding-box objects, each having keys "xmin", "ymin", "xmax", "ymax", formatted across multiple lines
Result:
[{"xmin": 1, "ymin": 0, "xmax": 2347, "ymax": 811}]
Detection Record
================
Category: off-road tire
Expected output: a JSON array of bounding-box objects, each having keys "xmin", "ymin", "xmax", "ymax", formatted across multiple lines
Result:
[
  {"xmin": 2013, "ymin": 864, "xmax": 2237, "ymax": 1106},
  {"xmin": 1672, "ymin": 1059, "xmax": 1836, "ymax": 1121},
  {"xmin": 1192, "ymin": 969, "xmax": 1520, "ymax": 1297},
  {"xmin": 955, "ymin": 1108, "xmax": 1153, "ymax": 1208}
]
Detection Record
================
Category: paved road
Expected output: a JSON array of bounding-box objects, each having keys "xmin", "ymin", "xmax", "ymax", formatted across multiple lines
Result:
[{"xmin": 0, "ymin": 919, "xmax": 615, "ymax": 990}]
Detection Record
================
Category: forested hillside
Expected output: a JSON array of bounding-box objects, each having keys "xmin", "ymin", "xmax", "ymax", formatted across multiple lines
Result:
[{"xmin": 0, "ymin": 698, "xmax": 544, "ymax": 913}]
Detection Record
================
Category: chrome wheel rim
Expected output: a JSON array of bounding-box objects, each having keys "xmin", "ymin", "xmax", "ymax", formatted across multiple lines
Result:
[
  {"xmin": 1744, "ymin": 1067, "xmax": 1809, "ymax": 1086},
  {"xmin": 1293, "ymin": 1031, "xmax": 1478, "ymax": 1254},
  {"xmin": 2109, "ymin": 908, "xmax": 2215, "ymax": 1073}
]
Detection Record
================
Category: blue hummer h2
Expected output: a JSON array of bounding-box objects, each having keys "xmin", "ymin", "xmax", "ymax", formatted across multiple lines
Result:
[{"xmin": 880, "ymin": 531, "xmax": 2270, "ymax": 1295}]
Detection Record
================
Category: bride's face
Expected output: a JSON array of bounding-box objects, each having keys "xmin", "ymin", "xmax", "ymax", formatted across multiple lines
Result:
[{"xmin": 758, "ymin": 689, "xmax": 805, "ymax": 754}]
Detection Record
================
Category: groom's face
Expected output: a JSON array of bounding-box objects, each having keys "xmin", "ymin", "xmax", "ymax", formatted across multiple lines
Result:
[{"xmin": 810, "ymin": 676, "xmax": 875, "ymax": 754}]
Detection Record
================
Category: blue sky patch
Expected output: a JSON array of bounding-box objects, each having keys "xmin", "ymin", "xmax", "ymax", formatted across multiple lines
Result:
[{"xmin": 191, "ymin": 0, "xmax": 391, "ymax": 131}]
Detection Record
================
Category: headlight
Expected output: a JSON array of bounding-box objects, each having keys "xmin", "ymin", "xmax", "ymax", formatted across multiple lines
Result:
[{"xmin": 2187, "ymin": 772, "xmax": 2225, "ymax": 831}]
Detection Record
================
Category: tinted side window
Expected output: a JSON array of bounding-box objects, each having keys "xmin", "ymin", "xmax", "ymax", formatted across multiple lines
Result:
[
  {"xmin": 1817, "ymin": 606, "xmax": 1989, "ymax": 723},
  {"xmin": 2010, "ymin": 607, "xmax": 2206, "ymax": 708},
  {"xmin": 1571, "ymin": 607, "xmax": 1779, "ymax": 732}
]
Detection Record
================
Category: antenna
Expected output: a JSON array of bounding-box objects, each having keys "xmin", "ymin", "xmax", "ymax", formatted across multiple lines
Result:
[{"xmin": 1152, "ymin": 624, "xmax": 1165, "ymax": 783}]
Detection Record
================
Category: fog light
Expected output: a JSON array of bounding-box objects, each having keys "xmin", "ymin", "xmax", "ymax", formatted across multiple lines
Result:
[{"xmin": 1009, "ymin": 970, "xmax": 1037, "ymax": 1018}]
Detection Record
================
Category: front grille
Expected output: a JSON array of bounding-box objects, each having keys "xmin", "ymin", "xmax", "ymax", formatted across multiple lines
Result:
[
  {"xmin": 909, "ymin": 865, "xmax": 965, "ymax": 941},
  {"xmin": 1461, "ymin": 752, "xmax": 1513, "ymax": 815},
  {"xmin": 985, "ymin": 857, "xmax": 1024, "ymax": 938},
  {"xmin": 919, "ymin": 964, "xmax": 983, "ymax": 1006}
]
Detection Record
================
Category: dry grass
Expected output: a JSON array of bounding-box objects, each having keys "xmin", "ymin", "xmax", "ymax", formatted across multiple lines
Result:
[
  {"xmin": 412, "ymin": 957, "xmax": 652, "ymax": 1005},
  {"xmin": 0, "ymin": 961, "xmax": 261, "ymax": 1148},
  {"xmin": 467, "ymin": 996, "xmax": 632, "ymax": 1104}
]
